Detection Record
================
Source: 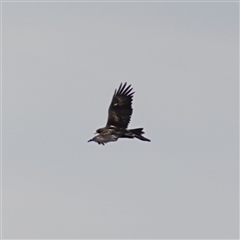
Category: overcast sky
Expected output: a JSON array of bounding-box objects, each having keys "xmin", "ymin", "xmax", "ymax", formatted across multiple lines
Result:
[{"xmin": 2, "ymin": 1, "xmax": 239, "ymax": 239}]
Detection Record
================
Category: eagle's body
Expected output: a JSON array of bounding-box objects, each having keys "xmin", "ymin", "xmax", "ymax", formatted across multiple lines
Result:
[{"xmin": 88, "ymin": 83, "xmax": 150, "ymax": 145}]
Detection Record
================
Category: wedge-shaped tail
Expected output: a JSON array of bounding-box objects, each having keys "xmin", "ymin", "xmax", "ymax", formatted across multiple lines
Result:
[{"xmin": 129, "ymin": 128, "xmax": 151, "ymax": 142}]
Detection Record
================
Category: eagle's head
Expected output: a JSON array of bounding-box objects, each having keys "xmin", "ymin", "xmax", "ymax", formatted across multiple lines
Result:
[{"xmin": 96, "ymin": 127, "xmax": 105, "ymax": 134}]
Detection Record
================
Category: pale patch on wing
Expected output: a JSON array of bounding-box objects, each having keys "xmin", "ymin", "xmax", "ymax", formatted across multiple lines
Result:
[{"xmin": 92, "ymin": 134, "xmax": 118, "ymax": 145}]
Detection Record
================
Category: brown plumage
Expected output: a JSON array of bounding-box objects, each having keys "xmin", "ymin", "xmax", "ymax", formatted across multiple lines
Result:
[{"xmin": 88, "ymin": 83, "xmax": 150, "ymax": 145}]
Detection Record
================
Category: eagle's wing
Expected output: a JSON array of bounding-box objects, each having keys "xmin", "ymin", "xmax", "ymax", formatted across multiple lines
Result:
[
  {"xmin": 88, "ymin": 131, "xmax": 119, "ymax": 145},
  {"xmin": 106, "ymin": 83, "xmax": 134, "ymax": 129}
]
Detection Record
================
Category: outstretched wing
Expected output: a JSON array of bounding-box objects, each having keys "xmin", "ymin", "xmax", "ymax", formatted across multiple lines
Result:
[
  {"xmin": 106, "ymin": 83, "xmax": 134, "ymax": 129},
  {"xmin": 88, "ymin": 129, "xmax": 119, "ymax": 145}
]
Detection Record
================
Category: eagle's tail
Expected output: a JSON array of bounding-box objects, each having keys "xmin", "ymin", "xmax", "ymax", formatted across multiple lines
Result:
[{"xmin": 129, "ymin": 128, "xmax": 151, "ymax": 142}]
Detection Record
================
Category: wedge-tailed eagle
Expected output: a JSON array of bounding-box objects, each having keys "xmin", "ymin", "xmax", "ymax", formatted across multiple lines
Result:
[{"xmin": 88, "ymin": 82, "xmax": 150, "ymax": 145}]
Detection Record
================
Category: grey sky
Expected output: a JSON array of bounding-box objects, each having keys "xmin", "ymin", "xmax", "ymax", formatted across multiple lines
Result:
[{"xmin": 2, "ymin": 2, "xmax": 239, "ymax": 239}]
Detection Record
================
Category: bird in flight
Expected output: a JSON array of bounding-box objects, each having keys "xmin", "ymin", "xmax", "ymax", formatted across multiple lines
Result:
[{"xmin": 88, "ymin": 82, "xmax": 150, "ymax": 145}]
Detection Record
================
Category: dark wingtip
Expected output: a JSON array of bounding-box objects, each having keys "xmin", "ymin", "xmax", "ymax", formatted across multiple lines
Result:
[
  {"xmin": 116, "ymin": 82, "xmax": 134, "ymax": 97},
  {"xmin": 88, "ymin": 139, "xmax": 93, "ymax": 142}
]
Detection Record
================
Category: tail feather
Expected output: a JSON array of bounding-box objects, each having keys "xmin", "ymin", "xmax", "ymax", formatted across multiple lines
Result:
[{"xmin": 129, "ymin": 128, "xmax": 150, "ymax": 142}]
